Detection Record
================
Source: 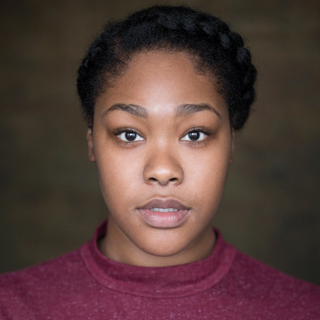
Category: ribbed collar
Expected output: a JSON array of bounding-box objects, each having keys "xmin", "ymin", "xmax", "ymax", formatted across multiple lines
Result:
[{"xmin": 80, "ymin": 220, "xmax": 235, "ymax": 298}]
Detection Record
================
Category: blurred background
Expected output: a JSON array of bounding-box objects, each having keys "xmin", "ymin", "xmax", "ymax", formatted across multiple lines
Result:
[{"xmin": 0, "ymin": 0, "xmax": 319, "ymax": 285}]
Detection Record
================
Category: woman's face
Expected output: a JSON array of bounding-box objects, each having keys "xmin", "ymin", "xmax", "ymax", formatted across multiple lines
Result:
[{"xmin": 88, "ymin": 51, "xmax": 234, "ymax": 266}]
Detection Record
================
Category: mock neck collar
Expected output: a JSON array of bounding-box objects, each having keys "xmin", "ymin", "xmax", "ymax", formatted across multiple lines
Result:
[{"xmin": 80, "ymin": 220, "xmax": 235, "ymax": 298}]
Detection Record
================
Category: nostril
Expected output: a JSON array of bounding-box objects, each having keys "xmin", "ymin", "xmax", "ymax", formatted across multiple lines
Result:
[
  {"xmin": 144, "ymin": 161, "xmax": 183, "ymax": 186},
  {"xmin": 148, "ymin": 176, "xmax": 178, "ymax": 185}
]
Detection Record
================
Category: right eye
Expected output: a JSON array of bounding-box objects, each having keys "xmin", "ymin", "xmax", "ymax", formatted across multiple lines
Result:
[{"xmin": 118, "ymin": 131, "xmax": 144, "ymax": 142}]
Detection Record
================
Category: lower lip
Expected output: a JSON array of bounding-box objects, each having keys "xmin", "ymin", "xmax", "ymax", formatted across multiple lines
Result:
[{"xmin": 138, "ymin": 209, "xmax": 189, "ymax": 228}]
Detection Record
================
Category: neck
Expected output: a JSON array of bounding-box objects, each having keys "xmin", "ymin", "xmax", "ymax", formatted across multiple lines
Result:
[{"xmin": 98, "ymin": 217, "xmax": 216, "ymax": 267}]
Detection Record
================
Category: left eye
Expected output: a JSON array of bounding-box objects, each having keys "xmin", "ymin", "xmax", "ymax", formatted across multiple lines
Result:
[
  {"xmin": 181, "ymin": 131, "xmax": 207, "ymax": 142},
  {"xmin": 118, "ymin": 131, "xmax": 144, "ymax": 142}
]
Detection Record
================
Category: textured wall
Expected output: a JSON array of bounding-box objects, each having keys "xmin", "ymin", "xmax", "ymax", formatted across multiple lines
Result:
[{"xmin": 1, "ymin": 0, "xmax": 319, "ymax": 285}]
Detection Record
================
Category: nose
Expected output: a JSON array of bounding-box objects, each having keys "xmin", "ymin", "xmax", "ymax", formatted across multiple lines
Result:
[{"xmin": 143, "ymin": 146, "xmax": 183, "ymax": 186}]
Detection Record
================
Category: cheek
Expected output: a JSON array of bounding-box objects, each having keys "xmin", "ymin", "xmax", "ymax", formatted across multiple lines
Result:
[
  {"xmin": 94, "ymin": 147, "xmax": 144, "ymax": 207},
  {"xmin": 183, "ymin": 145, "xmax": 231, "ymax": 208}
]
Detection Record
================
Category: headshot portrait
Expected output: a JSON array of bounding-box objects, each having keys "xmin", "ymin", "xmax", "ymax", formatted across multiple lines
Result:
[{"xmin": 0, "ymin": 1, "xmax": 319, "ymax": 318}]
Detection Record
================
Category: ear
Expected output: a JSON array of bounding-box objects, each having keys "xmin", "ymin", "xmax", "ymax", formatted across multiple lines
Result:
[
  {"xmin": 87, "ymin": 128, "xmax": 95, "ymax": 162},
  {"xmin": 229, "ymin": 129, "xmax": 235, "ymax": 163}
]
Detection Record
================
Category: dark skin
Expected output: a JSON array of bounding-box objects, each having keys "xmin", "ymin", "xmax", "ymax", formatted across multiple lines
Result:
[{"xmin": 87, "ymin": 51, "xmax": 234, "ymax": 267}]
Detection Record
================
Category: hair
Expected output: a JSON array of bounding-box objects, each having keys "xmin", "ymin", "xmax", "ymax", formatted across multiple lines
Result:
[{"xmin": 77, "ymin": 5, "xmax": 257, "ymax": 130}]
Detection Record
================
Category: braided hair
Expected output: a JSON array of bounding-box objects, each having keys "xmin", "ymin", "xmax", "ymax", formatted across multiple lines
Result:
[{"xmin": 77, "ymin": 5, "xmax": 257, "ymax": 130}]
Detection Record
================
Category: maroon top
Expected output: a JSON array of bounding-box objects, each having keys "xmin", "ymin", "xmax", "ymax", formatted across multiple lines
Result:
[{"xmin": 1, "ymin": 220, "xmax": 319, "ymax": 319}]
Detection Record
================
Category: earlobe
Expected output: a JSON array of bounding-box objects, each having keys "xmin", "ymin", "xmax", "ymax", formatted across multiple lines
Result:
[
  {"xmin": 229, "ymin": 129, "xmax": 235, "ymax": 163},
  {"xmin": 87, "ymin": 128, "xmax": 96, "ymax": 162}
]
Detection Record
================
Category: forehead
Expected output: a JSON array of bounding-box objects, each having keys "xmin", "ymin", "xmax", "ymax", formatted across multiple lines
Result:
[{"xmin": 96, "ymin": 51, "xmax": 227, "ymax": 118}]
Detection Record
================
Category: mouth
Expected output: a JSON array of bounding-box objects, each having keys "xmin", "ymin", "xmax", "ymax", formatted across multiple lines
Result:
[{"xmin": 137, "ymin": 198, "xmax": 190, "ymax": 228}]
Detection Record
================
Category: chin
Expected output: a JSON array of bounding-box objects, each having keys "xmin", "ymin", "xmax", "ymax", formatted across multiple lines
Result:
[{"xmin": 135, "ymin": 231, "xmax": 193, "ymax": 258}]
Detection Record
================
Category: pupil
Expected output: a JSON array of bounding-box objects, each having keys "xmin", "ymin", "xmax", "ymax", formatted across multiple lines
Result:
[
  {"xmin": 125, "ymin": 132, "xmax": 136, "ymax": 141},
  {"xmin": 188, "ymin": 132, "xmax": 200, "ymax": 141}
]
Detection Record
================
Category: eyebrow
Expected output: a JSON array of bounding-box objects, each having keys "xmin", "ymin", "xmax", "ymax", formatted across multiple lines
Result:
[
  {"xmin": 176, "ymin": 103, "xmax": 222, "ymax": 119},
  {"xmin": 102, "ymin": 102, "xmax": 221, "ymax": 119},
  {"xmin": 101, "ymin": 103, "xmax": 148, "ymax": 118}
]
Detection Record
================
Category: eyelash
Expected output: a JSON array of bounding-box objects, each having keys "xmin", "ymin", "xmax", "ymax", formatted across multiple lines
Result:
[
  {"xmin": 114, "ymin": 128, "xmax": 144, "ymax": 144},
  {"xmin": 114, "ymin": 127, "xmax": 211, "ymax": 144},
  {"xmin": 181, "ymin": 127, "xmax": 211, "ymax": 143}
]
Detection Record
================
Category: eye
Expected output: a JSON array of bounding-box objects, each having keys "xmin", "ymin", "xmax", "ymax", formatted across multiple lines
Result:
[
  {"xmin": 118, "ymin": 131, "xmax": 144, "ymax": 142},
  {"xmin": 181, "ymin": 130, "xmax": 207, "ymax": 142}
]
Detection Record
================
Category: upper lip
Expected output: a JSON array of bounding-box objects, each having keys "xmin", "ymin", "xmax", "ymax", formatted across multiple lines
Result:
[{"xmin": 138, "ymin": 198, "xmax": 190, "ymax": 211}]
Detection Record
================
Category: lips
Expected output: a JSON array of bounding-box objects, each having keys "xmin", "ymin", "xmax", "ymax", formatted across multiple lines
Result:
[
  {"xmin": 137, "ymin": 199, "xmax": 190, "ymax": 228},
  {"xmin": 139, "ymin": 199, "xmax": 189, "ymax": 211}
]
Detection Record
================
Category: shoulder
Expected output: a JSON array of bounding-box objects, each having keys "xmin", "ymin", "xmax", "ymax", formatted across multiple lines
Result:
[
  {"xmin": 0, "ymin": 247, "xmax": 91, "ymax": 317},
  {"xmin": 231, "ymin": 249, "xmax": 320, "ymax": 293},
  {"xmin": 222, "ymin": 248, "xmax": 320, "ymax": 317},
  {"xmin": 0, "ymin": 248, "xmax": 84, "ymax": 289}
]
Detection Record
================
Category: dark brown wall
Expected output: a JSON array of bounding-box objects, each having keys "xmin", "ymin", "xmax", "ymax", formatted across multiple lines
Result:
[{"xmin": 1, "ymin": 0, "xmax": 319, "ymax": 285}]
